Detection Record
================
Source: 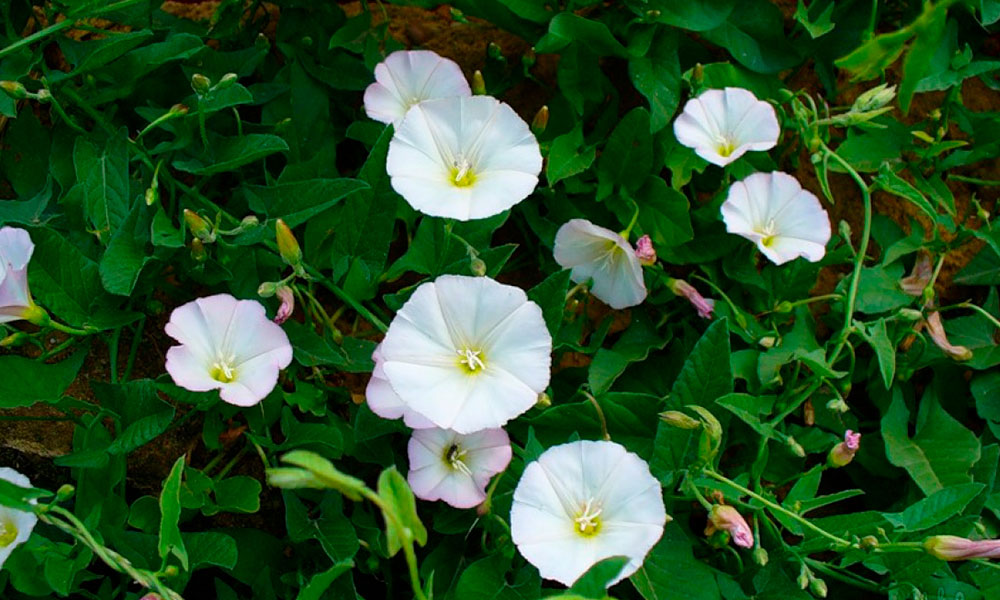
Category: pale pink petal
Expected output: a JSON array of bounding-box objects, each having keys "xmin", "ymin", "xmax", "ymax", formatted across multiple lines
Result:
[{"xmin": 365, "ymin": 50, "xmax": 471, "ymax": 126}]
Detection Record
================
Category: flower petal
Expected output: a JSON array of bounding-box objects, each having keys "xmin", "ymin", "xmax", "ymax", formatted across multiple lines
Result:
[{"xmin": 364, "ymin": 50, "xmax": 470, "ymax": 126}]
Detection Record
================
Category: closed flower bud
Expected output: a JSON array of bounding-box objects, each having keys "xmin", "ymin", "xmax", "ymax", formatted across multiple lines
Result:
[
  {"xmin": 852, "ymin": 83, "xmax": 896, "ymax": 112},
  {"xmin": 860, "ymin": 535, "xmax": 879, "ymax": 549},
  {"xmin": 659, "ymin": 410, "xmax": 701, "ymax": 430},
  {"xmin": 752, "ymin": 545, "xmax": 768, "ymax": 566},
  {"xmin": 705, "ymin": 505, "xmax": 754, "ymax": 548},
  {"xmin": 472, "ymin": 70, "xmax": 486, "ymax": 95},
  {"xmin": 275, "ymin": 219, "xmax": 302, "ymax": 268},
  {"xmin": 183, "ymin": 209, "xmax": 214, "ymax": 242},
  {"xmin": 274, "ymin": 285, "xmax": 294, "ymax": 325},
  {"xmin": 169, "ymin": 103, "xmax": 189, "ymax": 116},
  {"xmin": 215, "ymin": 73, "xmax": 238, "ymax": 90},
  {"xmin": 191, "ymin": 73, "xmax": 211, "ymax": 95},
  {"xmin": 257, "ymin": 281, "xmax": 279, "ymax": 298},
  {"xmin": 774, "ymin": 300, "xmax": 794, "ymax": 313},
  {"xmin": 55, "ymin": 484, "xmax": 75, "ymax": 502},
  {"xmin": 488, "ymin": 42, "xmax": 503, "ymax": 60},
  {"xmin": 0, "ymin": 80, "xmax": 28, "ymax": 100},
  {"xmin": 809, "ymin": 576, "xmax": 828, "ymax": 598},
  {"xmin": 787, "ymin": 436, "xmax": 806, "ymax": 458},
  {"xmin": 797, "ymin": 567, "xmax": 810, "ymax": 590},
  {"xmin": 667, "ymin": 278, "xmax": 715, "ymax": 320},
  {"xmin": 531, "ymin": 105, "xmax": 549, "ymax": 136},
  {"xmin": 240, "ymin": 215, "xmax": 259, "ymax": 229},
  {"xmin": 898, "ymin": 308, "xmax": 923, "ymax": 321},
  {"xmin": 469, "ymin": 256, "xmax": 487, "ymax": 276},
  {"xmin": 825, "ymin": 397, "xmax": 849, "ymax": 413},
  {"xmin": 758, "ymin": 336, "xmax": 777, "ymax": 348},
  {"xmin": 34, "ymin": 89, "xmax": 51, "ymax": 103},
  {"xmin": 190, "ymin": 238, "xmax": 207, "ymax": 262},
  {"xmin": 0, "ymin": 332, "xmax": 27, "ymax": 347},
  {"xmin": 924, "ymin": 535, "xmax": 1000, "ymax": 561},
  {"xmin": 827, "ymin": 430, "xmax": 861, "ymax": 467},
  {"xmin": 635, "ymin": 235, "xmax": 656, "ymax": 266},
  {"xmin": 535, "ymin": 392, "xmax": 551, "ymax": 408}
]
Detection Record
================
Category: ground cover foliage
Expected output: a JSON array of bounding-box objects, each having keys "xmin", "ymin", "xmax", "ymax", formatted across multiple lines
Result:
[{"xmin": 0, "ymin": 0, "xmax": 1000, "ymax": 598}]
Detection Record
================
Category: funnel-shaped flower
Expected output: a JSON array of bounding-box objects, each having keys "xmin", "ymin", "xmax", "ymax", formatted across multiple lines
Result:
[
  {"xmin": 721, "ymin": 172, "xmax": 831, "ymax": 265},
  {"xmin": 673, "ymin": 87, "xmax": 780, "ymax": 167},
  {"xmin": 386, "ymin": 96, "xmax": 542, "ymax": 221},
  {"xmin": 705, "ymin": 505, "xmax": 754, "ymax": 548},
  {"xmin": 0, "ymin": 467, "xmax": 38, "ymax": 568},
  {"xmin": 925, "ymin": 535, "xmax": 1000, "ymax": 561},
  {"xmin": 165, "ymin": 294, "xmax": 293, "ymax": 407},
  {"xmin": 510, "ymin": 440, "xmax": 668, "ymax": 587},
  {"xmin": 408, "ymin": 427, "xmax": 511, "ymax": 508},
  {"xmin": 376, "ymin": 275, "xmax": 551, "ymax": 434},
  {"xmin": 364, "ymin": 50, "xmax": 471, "ymax": 127},
  {"xmin": 0, "ymin": 227, "xmax": 36, "ymax": 324},
  {"xmin": 366, "ymin": 344, "xmax": 435, "ymax": 429},
  {"xmin": 553, "ymin": 219, "xmax": 646, "ymax": 310}
]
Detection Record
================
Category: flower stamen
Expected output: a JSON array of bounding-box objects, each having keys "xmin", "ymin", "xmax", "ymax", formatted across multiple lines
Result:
[
  {"xmin": 210, "ymin": 354, "xmax": 237, "ymax": 383},
  {"xmin": 444, "ymin": 444, "xmax": 473, "ymax": 476},
  {"xmin": 451, "ymin": 157, "xmax": 476, "ymax": 187},
  {"xmin": 457, "ymin": 348, "xmax": 486, "ymax": 372},
  {"xmin": 574, "ymin": 497, "xmax": 603, "ymax": 537},
  {"xmin": 0, "ymin": 518, "xmax": 18, "ymax": 547}
]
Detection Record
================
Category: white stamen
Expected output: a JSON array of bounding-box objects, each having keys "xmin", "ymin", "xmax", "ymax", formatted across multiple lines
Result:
[
  {"xmin": 453, "ymin": 157, "xmax": 472, "ymax": 183},
  {"xmin": 458, "ymin": 348, "xmax": 486, "ymax": 371},
  {"xmin": 446, "ymin": 445, "xmax": 473, "ymax": 476},
  {"xmin": 574, "ymin": 497, "xmax": 603, "ymax": 534}
]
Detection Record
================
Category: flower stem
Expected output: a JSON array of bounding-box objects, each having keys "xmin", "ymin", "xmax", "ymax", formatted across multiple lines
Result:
[
  {"xmin": 47, "ymin": 319, "xmax": 92, "ymax": 336},
  {"xmin": 581, "ymin": 390, "xmax": 611, "ymax": 441},
  {"xmin": 702, "ymin": 469, "xmax": 852, "ymax": 548}
]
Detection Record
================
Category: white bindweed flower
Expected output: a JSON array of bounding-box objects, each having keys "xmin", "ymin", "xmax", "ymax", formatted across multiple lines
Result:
[
  {"xmin": 673, "ymin": 87, "xmax": 779, "ymax": 167},
  {"xmin": 407, "ymin": 427, "xmax": 511, "ymax": 509},
  {"xmin": 0, "ymin": 227, "xmax": 37, "ymax": 324},
  {"xmin": 721, "ymin": 171, "xmax": 831, "ymax": 265},
  {"xmin": 386, "ymin": 95, "xmax": 542, "ymax": 221},
  {"xmin": 375, "ymin": 275, "xmax": 552, "ymax": 434},
  {"xmin": 511, "ymin": 440, "xmax": 668, "ymax": 587},
  {"xmin": 165, "ymin": 294, "xmax": 293, "ymax": 407},
  {"xmin": 553, "ymin": 219, "xmax": 646, "ymax": 310},
  {"xmin": 366, "ymin": 344, "xmax": 435, "ymax": 429},
  {"xmin": 0, "ymin": 467, "xmax": 38, "ymax": 569},
  {"xmin": 364, "ymin": 50, "xmax": 471, "ymax": 127}
]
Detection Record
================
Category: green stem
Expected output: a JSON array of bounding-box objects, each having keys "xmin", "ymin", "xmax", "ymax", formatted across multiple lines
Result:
[
  {"xmin": 121, "ymin": 316, "xmax": 146, "ymax": 382},
  {"xmin": 683, "ymin": 474, "xmax": 714, "ymax": 511},
  {"xmin": 945, "ymin": 302, "xmax": 1000, "ymax": 331},
  {"xmin": 703, "ymin": 469, "xmax": 853, "ymax": 548},
  {"xmin": 360, "ymin": 489, "xmax": 429, "ymax": 600},
  {"xmin": 47, "ymin": 319, "xmax": 92, "ymax": 336},
  {"xmin": 38, "ymin": 336, "xmax": 80, "ymax": 361},
  {"xmin": 581, "ymin": 390, "xmax": 610, "ymax": 441}
]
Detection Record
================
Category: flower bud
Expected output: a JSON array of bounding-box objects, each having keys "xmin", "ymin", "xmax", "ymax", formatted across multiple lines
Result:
[
  {"xmin": 531, "ymin": 105, "xmax": 549, "ymax": 136},
  {"xmin": 809, "ymin": 576, "xmax": 828, "ymax": 598},
  {"xmin": 667, "ymin": 278, "xmax": 715, "ymax": 320},
  {"xmin": 258, "ymin": 281, "xmax": 279, "ymax": 298},
  {"xmin": 797, "ymin": 567, "xmax": 810, "ymax": 590},
  {"xmin": 898, "ymin": 308, "xmax": 923, "ymax": 321},
  {"xmin": 34, "ymin": 89, "xmax": 51, "ymax": 103},
  {"xmin": 0, "ymin": 80, "xmax": 28, "ymax": 100},
  {"xmin": 838, "ymin": 220, "xmax": 852, "ymax": 242},
  {"xmin": 274, "ymin": 285, "xmax": 294, "ymax": 325},
  {"xmin": 758, "ymin": 336, "xmax": 777, "ymax": 348},
  {"xmin": 535, "ymin": 392, "xmax": 552, "ymax": 408},
  {"xmin": 191, "ymin": 73, "xmax": 211, "ymax": 95},
  {"xmin": 774, "ymin": 300, "xmax": 794, "ymax": 313},
  {"xmin": 169, "ymin": 103, "xmax": 189, "ymax": 116},
  {"xmin": 240, "ymin": 215, "xmax": 259, "ymax": 229},
  {"xmin": 275, "ymin": 219, "xmax": 302, "ymax": 268},
  {"xmin": 752, "ymin": 545, "xmax": 768, "ymax": 566},
  {"xmin": 163, "ymin": 566, "xmax": 179, "ymax": 577},
  {"xmin": 191, "ymin": 238, "xmax": 207, "ymax": 262},
  {"xmin": 635, "ymin": 235, "xmax": 657, "ymax": 266},
  {"xmin": 825, "ymin": 397, "xmax": 849, "ymax": 413},
  {"xmin": 55, "ymin": 484, "xmax": 75, "ymax": 502},
  {"xmin": 705, "ymin": 505, "xmax": 754, "ymax": 548},
  {"xmin": 828, "ymin": 430, "xmax": 861, "ymax": 467},
  {"xmin": 0, "ymin": 332, "xmax": 27, "ymax": 347},
  {"xmin": 469, "ymin": 256, "xmax": 487, "ymax": 276},
  {"xmin": 860, "ymin": 535, "xmax": 879, "ymax": 549},
  {"xmin": 488, "ymin": 42, "xmax": 503, "ymax": 60},
  {"xmin": 145, "ymin": 186, "xmax": 158, "ymax": 207},
  {"xmin": 787, "ymin": 436, "xmax": 806, "ymax": 458},
  {"xmin": 183, "ymin": 209, "xmax": 214, "ymax": 242},
  {"xmin": 472, "ymin": 70, "xmax": 486, "ymax": 95},
  {"xmin": 659, "ymin": 410, "xmax": 701, "ymax": 430},
  {"xmin": 852, "ymin": 83, "xmax": 896, "ymax": 112},
  {"xmin": 215, "ymin": 73, "xmax": 238, "ymax": 90},
  {"xmin": 690, "ymin": 63, "xmax": 704, "ymax": 87},
  {"xmin": 924, "ymin": 535, "xmax": 1000, "ymax": 561}
]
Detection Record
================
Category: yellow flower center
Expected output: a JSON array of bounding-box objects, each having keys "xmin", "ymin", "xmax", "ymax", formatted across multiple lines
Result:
[
  {"xmin": 457, "ymin": 348, "xmax": 486, "ymax": 374},
  {"xmin": 756, "ymin": 219, "xmax": 779, "ymax": 248},
  {"xmin": 451, "ymin": 158, "xmax": 476, "ymax": 188},
  {"xmin": 573, "ymin": 497, "xmax": 603, "ymax": 538},
  {"xmin": 210, "ymin": 355, "xmax": 237, "ymax": 383},
  {"xmin": 0, "ymin": 518, "xmax": 18, "ymax": 547},
  {"xmin": 716, "ymin": 138, "xmax": 736, "ymax": 157},
  {"xmin": 444, "ymin": 444, "xmax": 472, "ymax": 476}
]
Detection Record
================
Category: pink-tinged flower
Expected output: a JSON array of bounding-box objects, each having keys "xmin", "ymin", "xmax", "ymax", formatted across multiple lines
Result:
[
  {"xmin": 0, "ymin": 227, "xmax": 37, "ymax": 324},
  {"xmin": 924, "ymin": 311, "xmax": 972, "ymax": 361},
  {"xmin": 635, "ymin": 235, "xmax": 657, "ymax": 266},
  {"xmin": 274, "ymin": 285, "xmax": 294, "ymax": 325},
  {"xmin": 366, "ymin": 344, "xmax": 435, "ymax": 429},
  {"xmin": 721, "ymin": 172, "xmax": 831, "ymax": 265},
  {"xmin": 673, "ymin": 87, "xmax": 780, "ymax": 167},
  {"xmin": 375, "ymin": 275, "xmax": 551, "ymax": 434},
  {"xmin": 0, "ymin": 467, "xmax": 38, "ymax": 568},
  {"xmin": 386, "ymin": 95, "xmax": 542, "ymax": 221},
  {"xmin": 667, "ymin": 278, "xmax": 715, "ymax": 319},
  {"xmin": 511, "ymin": 440, "xmax": 668, "ymax": 587},
  {"xmin": 925, "ymin": 535, "xmax": 1000, "ymax": 561},
  {"xmin": 705, "ymin": 504, "xmax": 753, "ymax": 548},
  {"xmin": 165, "ymin": 294, "xmax": 293, "ymax": 407},
  {"xmin": 828, "ymin": 430, "xmax": 861, "ymax": 468},
  {"xmin": 553, "ymin": 219, "xmax": 646, "ymax": 310},
  {"xmin": 364, "ymin": 50, "xmax": 471, "ymax": 127},
  {"xmin": 900, "ymin": 251, "xmax": 932, "ymax": 297},
  {"xmin": 407, "ymin": 427, "xmax": 511, "ymax": 509}
]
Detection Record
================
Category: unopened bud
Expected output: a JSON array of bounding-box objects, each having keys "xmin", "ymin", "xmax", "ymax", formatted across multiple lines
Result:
[
  {"xmin": 838, "ymin": 220, "xmax": 852, "ymax": 241},
  {"xmin": 690, "ymin": 63, "xmax": 704, "ymax": 87},
  {"xmin": 827, "ymin": 430, "xmax": 861, "ymax": 468},
  {"xmin": 860, "ymin": 535, "xmax": 879, "ymax": 549},
  {"xmin": 853, "ymin": 84, "xmax": 896, "ymax": 112},
  {"xmin": 809, "ymin": 576, "xmax": 828, "ymax": 598},
  {"xmin": 0, "ymin": 332, "xmax": 27, "ymax": 347},
  {"xmin": 646, "ymin": 9, "xmax": 661, "ymax": 19},
  {"xmin": 488, "ymin": 42, "xmax": 503, "ymax": 61},
  {"xmin": 535, "ymin": 392, "xmax": 551, "ymax": 408},
  {"xmin": 163, "ymin": 565, "xmax": 179, "ymax": 577},
  {"xmin": 169, "ymin": 103, "xmax": 189, "ymax": 116},
  {"xmin": 240, "ymin": 215, "xmax": 259, "ymax": 229},
  {"xmin": 35, "ymin": 89, "xmax": 51, "ymax": 103},
  {"xmin": 787, "ymin": 436, "xmax": 806, "ymax": 458},
  {"xmin": 472, "ymin": 70, "xmax": 486, "ymax": 95},
  {"xmin": 752, "ymin": 545, "xmax": 769, "ymax": 566},
  {"xmin": 215, "ymin": 73, "xmax": 238, "ymax": 90},
  {"xmin": 825, "ymin": 397, "xmax": 849, "ymax": 413},
  {"xmin": 758, "ymin": 336, "xmax": 777, "ymax": 348},
  {"xmin": 469, "ymin": 256, "xmax": 487, "ymax": 276},
  {"xmin": 898, "ymin": 308, "xmax": 923, "ymax": 321},
  {"xmin": 0, "ymin": 80, "xmax": 28, "ymax": 99},
  {"xmin": 659, "ymin": 410, "xmax": 701, "ymax": 430},
  {"xmin": 183, "ymin": 209, "xmax": 214, "ymax": 242},
  {"xmin": 55, "ymin": 484, "xmax": 75, "ymax": 502},
  {"xmin": 258, "ymin": 281, "xmax": 279, "ymax": 298},
  {"xmin": 531, "ymin": 105, "xmax": 549, "ymax": 136},
  {"xmin": 274, "ymin": 285, "xmax": 294, "ymax": 325},
  {"xmin": 191, "ymin": 238, "xmax": 207, "ymax": 262},
  {"xmin": 191, "ymin": 73, "xmax": 211, "ymax": 95},
  {"xmin": 275, "ymin": 219, "xmax": 303, "ymax": 268},
  {"xmin": 774, "ymin": 301, "xmax": 794, "ymax": 313},
  {"xmin": 635, "ymin": 234, "xmax": 656, "ymax": 266},
  {"xmin": 797, "ymin": 567, "xmax": 810, "ymax": 590},
  {"xmin": 145, "ymin": 186, "xmax": 158, "ymax": 206}
]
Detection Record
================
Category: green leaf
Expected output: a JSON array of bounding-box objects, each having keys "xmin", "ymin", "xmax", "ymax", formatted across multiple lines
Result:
[
  {"xmin": 794, "ymin": 0, "xmax": 835, "ymax": 38},
  {"xmin": 173, "ymin": 134, "xmax": 289, "ymax": 175},
  {"xmin": 535, "ymin": 13, "xmax": 628, "ymax": 57},
  {"xmin": 546, "ymin": 125, "xmax": 596, "ymax": 186},
  {"xmin": 873, "ymin": 164, "xmax": 938, "ymax": 222},
  {"xmin": 455, "ymin": 553, "xmax": 540, "ymax": 600},
  {"xmin": 973, "ymin": 372, "xmax": 1000, "ymax": 437},
  {"xmin": 701, "ymin": 0, "xmax": 801, "ymax": 74},
  {"xmin": 0, "ymin": 107, "xmax": 50, "ymax": 198},
  {"xmin": 100, "ymin": 201, "xmax": 153, "ymax": 296},
  {"xmin": 210, "ymin": 476, "xmax": 261, "ymax": 514},
  {"xmin": 835, "ymin": 27, "xmax": 912, "ymax": 81},
  {"xmin": 244, "ymin": 178, "xmax": 369, "ymax": 228},
  {"xmin": 185, "ymin": 531, "xmax": 238, "ymax": 570},
  {"xmin": 629, "ymin": 30, "xmax": 681, "ymax": 132},
  {"xmin": 882, "ymin": 389, "xmax": 981, "ymax": 495},
  {"xmin": 882, "ymin": 483, "xmax": 985, "ymax": 531},
  {"xmin": 108, "ymin": 409, "xmax": 174, "ymax": 455},
  {"xmin": 671, "ymin": 318, "xmax": 733, "ymax": 406},
  {"xmin": 956, "ymin": 248, "xmax": 1000, "ymax": 285},
  {"xmin": 899, "ymin": 3, "xmax": 949, "ymax": 114},
  {"xmin": 296, "ymin": 559, "xmax": 354, "ymax": 600},
  {"xmin": 74, "ymin": 128, "xmax": 130, "ymax": 239},
  {"xmin": 589, "ymin": 312, "xmax": 668, "ymax": 395},
  {"xmin": 159, "ymin": 456, "xmax": 189, "ymax": 570},
  {"xmin": 634, "ymin": 177, "xmax": 693, "ymax": 248},
  {"xmin": 597, "ymin": 107, "xmax": 652, "ymax": 200},
  {"xmin": 60, "ymin": 30, "xmax": 154, "ymax": 75},
  {"xmin": 640, "ymin": 0, "xmax": 735, "ymax": 31},
  {"xmin": 376, "ymin": 466, "xmax": 427, "ymax": 557},
  {"xmin": 854, "ymin": 318, "xmax": 896, "ymax": 389},
  {"xmin": 0, "ymin": 350, "xmax": 86, "ymax": 408},
  {"xmin": 569, "ymin": 556, "xmax": 629, "ymax": 597},
  {"xmin": 630, "ymin": 522, "xmax": 721, "ymax": 600},
  {"xmin": 982, "ymin": 0, "xmax": 1000, "ymax": 24},
  {"xmin": 528, "ymin": 269, "xmax": 572, "ymax": 336}
]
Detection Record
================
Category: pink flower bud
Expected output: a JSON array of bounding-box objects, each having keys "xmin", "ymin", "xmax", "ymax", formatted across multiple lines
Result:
[
  {"xmin": 924, "ymin": 535, "xmax": 1000, "ymax": 561},
  {"xmin": 705, "ymin": 505, "xmax": 753, "ymax": 548},
  {"xmin": 828, "ymin": 430, "xmax": 860, "ymax": 468},
  {"xmin": 668, "ymin": 278, "xmax": 715, "ymax": 320},
  {"xmin": 900, "ymin": 251, "xmax": 932, "ymax": 297},
  {"xmin": 274, "ymin": 285, "xmax": 294, "ymax": 325},
  {"xmin": 924, "ymin": 311, "xmax": 972, "ymax": 361},
  {"xmin": 635, "ymin": 235, "xmax": 657, "ymax": 266}
]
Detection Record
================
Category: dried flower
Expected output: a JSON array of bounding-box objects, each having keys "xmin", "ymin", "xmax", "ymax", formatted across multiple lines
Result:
[
  {"xmin": 828, "ymin": 430, "xmax": 861, "ymax": 468},
  {"xmin": 924, "ymin": 311, "xmax": 973, "ymax": 361},
  {"xmin": 635, "ymin": 235, "xmax": 657, "ymax": 266},
  {"xmin": 667, "ymin": 278, "xmax": 715, "ymax": 319},
  {"xmin": 274, "ymin": 285, "xmax": 294, "ymax": 325}
]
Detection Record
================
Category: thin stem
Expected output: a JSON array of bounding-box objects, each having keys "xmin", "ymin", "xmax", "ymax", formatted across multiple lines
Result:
[
  {"xmin": 121, "ymin": 317, "xmax": 146, "ymax": 382},
  {"xmin": 47, "ymin": 319, "xmax": 92, "ymax": 336},
  {"xmin": 359, "ymin": 489, "xmax": 429, "ymax": 600},
  {"xmin": 703, "ymin": 469, "xmax": 853, "ymax": 548},
  {"xmin": 683, "ymin": 475, "xmax": 714, "ymax": 511},
  {"xmin": 581, "ymin": 390, "xmax": 610, "ymax": 441},
  {"xmin": 109, "ymin": 327, "xmax": 122, "ymax": 384},
  {"xmin": 38, "ymin": 336, "xmax": 80, "ymax": 361}
]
